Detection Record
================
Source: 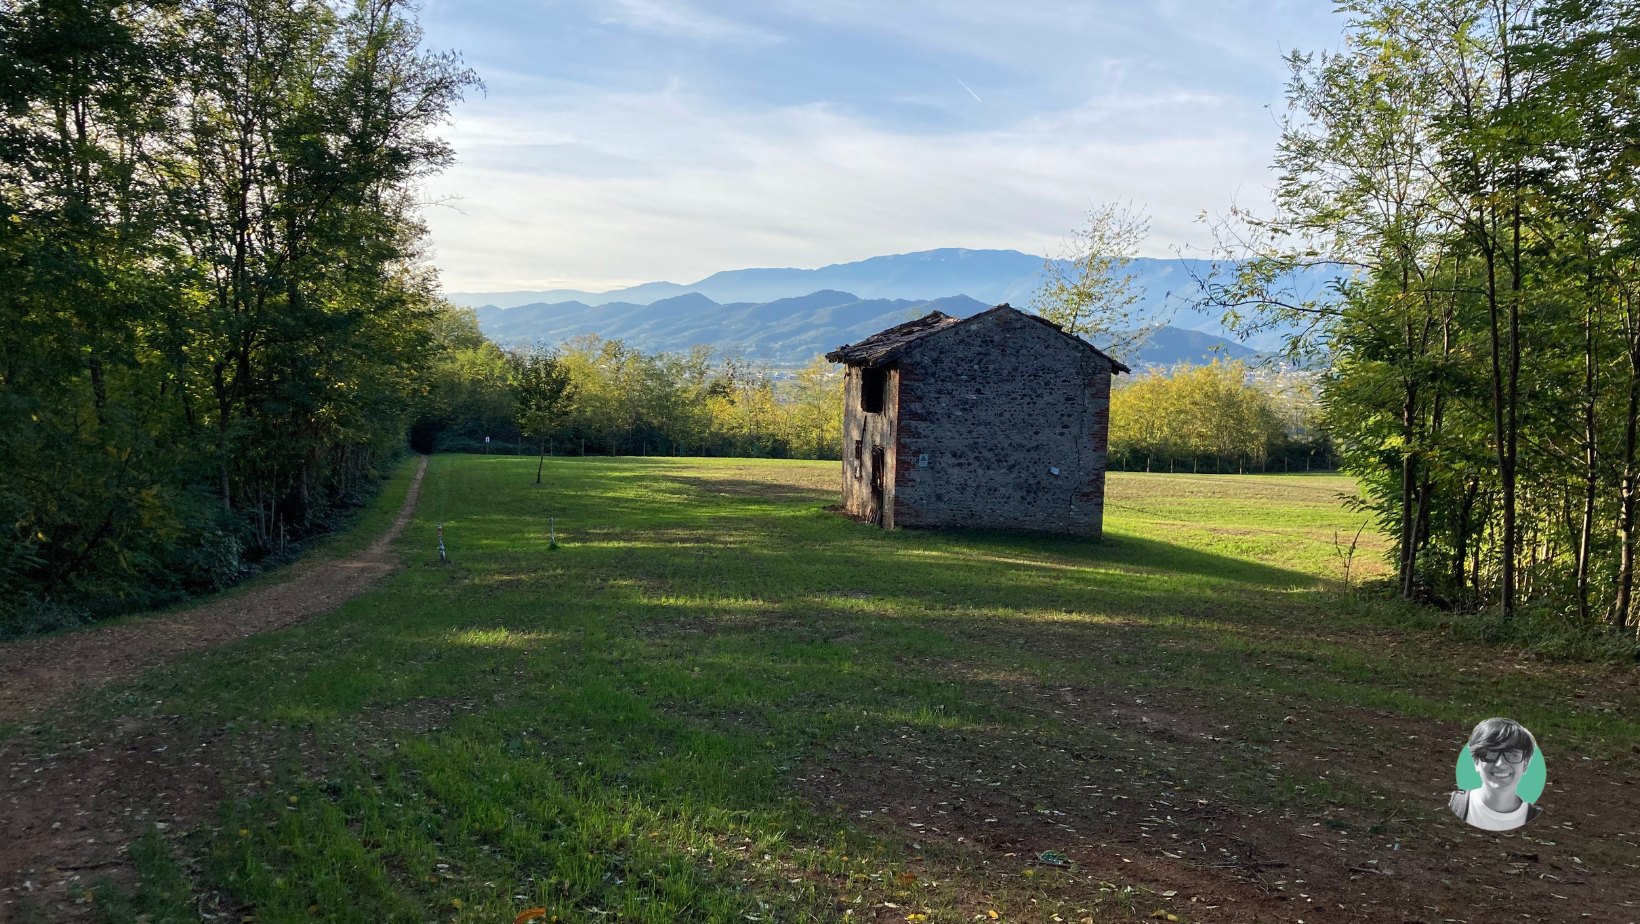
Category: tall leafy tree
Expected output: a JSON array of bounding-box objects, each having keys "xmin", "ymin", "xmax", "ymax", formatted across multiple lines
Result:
[
  {"xmin": 516, "ymin": 348, "xmax": 577, "ymax": 484},
  {"xmin": 0, "ymin": 0, "xmax": 477, "ymax": 633},
  {"xmin": 1203, "ymin": 0, "xmax": 1640, "ymax": 639}
]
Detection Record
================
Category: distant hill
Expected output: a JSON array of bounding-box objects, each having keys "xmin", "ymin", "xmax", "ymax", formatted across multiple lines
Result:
[
  {"xmin": 474, "ymin": 289, "xmax": 1261, "ymax": 368},
  {"xmin": 476, "ymin": 291, "xmax": 992, "ymax": 365},
  {"xmin": 449, "ymin": 248, "xmax": 1208, "ymax": 314},
  {"xmin": 450, "ymin": 247, "xmax": 1330, "ymax": 354},
  {"xmin": 1130, "ymin": 325, "xmax": 1262, "ymax": 367}
]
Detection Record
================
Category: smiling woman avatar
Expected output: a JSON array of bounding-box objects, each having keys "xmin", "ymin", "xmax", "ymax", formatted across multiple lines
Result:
[{"xmin": 1448, "ymin": 717, "xmax": 1546, "ymax": 831}]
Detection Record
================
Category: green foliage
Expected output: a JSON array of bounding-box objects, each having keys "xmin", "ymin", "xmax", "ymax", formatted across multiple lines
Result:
[
  {"xmin": 1109, "ymin": 361, "xmax": 1329, "ymax": 472},
  {"xmin": 517, "ymin": 347, "xmax": 577, "ymax": 482},
  {"xmin": 1030, "ymin": 201, "xmax": 1154, "ymax": 361},
  {"xmin": 516, "ymin": 349, "xmax": 578, "ymax": 448},
  {"xmin": 410, "ymin": 307, "xmax": 519, "ymax": 453},
  {"xmin": 1200, "ymin": 0, "xmax": 1640, "ymax": 638},
  {"xmin": 419, "ymin": 333, "xmax": 847, "ymax": 462},
  {"xmin": 0, "ymin": 0, "xmax": 477, "ymax": 633}
]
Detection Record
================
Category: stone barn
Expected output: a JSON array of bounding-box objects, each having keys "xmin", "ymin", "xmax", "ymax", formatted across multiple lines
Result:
[{"xmin": 824, "ymin": 304, "xmax": 1129, "ymax": 535}]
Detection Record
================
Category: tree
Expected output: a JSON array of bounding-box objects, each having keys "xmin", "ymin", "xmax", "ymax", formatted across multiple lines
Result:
[
  {"xmin": 516, "ymin": 348, "xmax": 577, "ymax": 484},
  {"xmin": 1031, "ymin": 202, "xmax": 1155, "ymax": 360},
  {"xmin": 173, "ymin": 0, "xmax": 476, "ymax": 514},
  {"xmin": 0, "ymin": 0, "xmax": 476, "ymax": 633},
  {"xmin": 788, "ymin": 356, "xmax": 844, "ymax": 459},
  {"xmin": 1109, "ymin": 362, "xmax": 1293, "ymax": 472},
  {"xmin": 410, "ymin": 305, "xmax": 518, "ymax": 452},
  {"xmin": 1198, "ymin": 0, "xmax": 1640, "ymax": 638},
  {"xmin": 449, "ymin": 333, "xmax": 844, "ymax": 463}
]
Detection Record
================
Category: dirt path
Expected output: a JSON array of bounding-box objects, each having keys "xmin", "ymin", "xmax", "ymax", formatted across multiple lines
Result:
[
  {"xmin": 0, "ymin": 457, "xmax": 427, "ymax": 923},
  {"xmin": 0, "ymin": 455, "xmax": 427, "ymax": 724}
]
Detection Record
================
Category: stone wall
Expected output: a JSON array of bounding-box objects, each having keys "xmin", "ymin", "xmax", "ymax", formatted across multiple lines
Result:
[{"xmin": 888, "ymin": 310, "xmax": 1114, "ymax": 535}]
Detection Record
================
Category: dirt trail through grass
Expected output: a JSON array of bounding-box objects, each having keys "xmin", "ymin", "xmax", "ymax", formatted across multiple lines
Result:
[
  {"xmin": 0, "ymin": 455, "xmax": 427, "ymax": 724},
  {"xmin": 3, "ymin": 457, "xmax": 1637, "ymax": 924}
]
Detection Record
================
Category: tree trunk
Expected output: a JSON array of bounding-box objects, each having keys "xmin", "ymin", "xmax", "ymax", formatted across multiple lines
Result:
[
  {"xmin": 1617, "ymin": 337, "xmax": 1640, "ymax": 631},
  {"xmin": 1576, "ymin": 295, "xmax": 1598, "ymax": 622},
  {"xmin": 1495, "ymin": 0, "xmax": 1523, "ymax": 619},
  {"xmin": 1484, "ymin": 237, "xmax": 1516, "ymax": 618},
  {"xmin": 215, "ymin": 363, "xmax": 233, "ymax": 512},
  {"xmin": 1399, "ymin": 379, "xmax": 1418, "ymax": 599},
  {"xmin": 1412, "ymin": 469, "xmax": 1433, "ymax": 600},
  {"xmin": 1454, "ymin": 476, "xmax": 1478, "ymax": 598}
]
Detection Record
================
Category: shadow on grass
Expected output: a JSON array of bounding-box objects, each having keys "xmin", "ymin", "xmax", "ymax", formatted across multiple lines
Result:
[
  {"xmin": 497, "ymin": 461, "xmax": 1321, "ymax": 592},
  {"xmin": 665, "ymin": 475, "xmax": 836, "ymax": 501},
  {"xmin": 80, "ymin": 456, "xmax": 1444, "ymax": 924},
  {"xmin": 908, "ymin": 527, "xmax": 1320, "ymax": 591}
]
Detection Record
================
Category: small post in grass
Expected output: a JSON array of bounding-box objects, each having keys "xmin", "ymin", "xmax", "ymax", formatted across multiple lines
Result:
[
  {"xmin": 437, "ymin": 523, "xmax": 447, "ymax": 562},
  {"xmin": 548, "ymin": 516, "xmax": 557, "ymax": 551}
]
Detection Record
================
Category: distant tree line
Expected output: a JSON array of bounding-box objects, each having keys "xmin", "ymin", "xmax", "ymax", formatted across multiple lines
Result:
[
  {"xmin": 1203, "ymin": 0, "xmax": 1640, "ymax": 636},
  {"xmin": 414, "ymin": 315, "xmax": 846, "ymax": 463},
  {"xmin": 0, "ymin": 0, "xmax": 476, "ymax": 634},
  {"xmin": 1026, "ymin": 198, "xmax": 1334, "ymax": 474},
  {"xmin": 422, "ymin": 315, "xmax": 1336, "ymax": 480},
  {"xmin": 1108, "ymin": 361, "xmax": 1333, "ymax": 474}
]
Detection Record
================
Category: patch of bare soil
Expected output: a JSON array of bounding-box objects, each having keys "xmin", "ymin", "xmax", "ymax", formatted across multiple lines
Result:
[
  {"xmin": 800, "ymin": 679, "xmax": 1640, "ymax": 923},
  {"xmin": 0, "ymin": 456, "xmax": 426, "ymax": 724},
  {"xmin": 0, "ymin": 457, "xmax": 426, "ymax": 923},
  {"xmin": 0, "ymin": 715, "xmax": 264, "ymax": 923}
]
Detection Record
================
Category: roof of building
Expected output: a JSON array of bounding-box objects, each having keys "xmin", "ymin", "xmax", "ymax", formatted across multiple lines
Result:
[{"xmin": 823, "ymin": 304, "xmax": 1131, "ymax": 374}]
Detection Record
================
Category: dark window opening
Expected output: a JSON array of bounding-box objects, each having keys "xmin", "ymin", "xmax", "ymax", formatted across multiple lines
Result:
[{"xmin": 861, "ymin": 367, "xmax": 887, "ymax": 414}]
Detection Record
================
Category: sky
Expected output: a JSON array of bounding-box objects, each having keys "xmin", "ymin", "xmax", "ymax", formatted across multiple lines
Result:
[{"xmin": 416, "ymin": 0, "xmax": 1348, "ymax": 294}]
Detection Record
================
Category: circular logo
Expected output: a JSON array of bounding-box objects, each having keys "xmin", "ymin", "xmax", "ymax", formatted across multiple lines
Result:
[{"xmin": 1456, "ymin": 745, "xmax": 1546, "ymax": 803}]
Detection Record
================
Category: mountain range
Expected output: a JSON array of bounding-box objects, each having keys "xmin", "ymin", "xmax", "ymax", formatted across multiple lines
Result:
[
  {"xmin": 454, "ymin": 248, "xmax": 1324, "ymax": 366},
  {"xmin": 473, "ymin": 289, "xmax": 1262, "ymax": 368},
  {"xmin": 448, "ymin": 247, "xmax": 1210, "ymax": 316}
]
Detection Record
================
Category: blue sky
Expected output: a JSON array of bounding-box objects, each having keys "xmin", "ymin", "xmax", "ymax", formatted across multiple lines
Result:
[{"xmin": 417, "ymin": 1, "xmax": 1346, "ymax": 293}]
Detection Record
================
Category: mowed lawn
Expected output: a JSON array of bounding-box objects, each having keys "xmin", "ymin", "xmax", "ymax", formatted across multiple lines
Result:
[
  {"xmin": 19, "ymin": 456, "xmax": 1640, "ymax": 924},
  {"xmin": 1105, "ymin": 472, "xmax": 1389, "ymax": 582}
]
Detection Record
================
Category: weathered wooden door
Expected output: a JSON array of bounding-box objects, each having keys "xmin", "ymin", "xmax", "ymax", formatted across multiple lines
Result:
[{"xmin": 869, "ymin": 446, "xmax": 885, "ymax": 526}]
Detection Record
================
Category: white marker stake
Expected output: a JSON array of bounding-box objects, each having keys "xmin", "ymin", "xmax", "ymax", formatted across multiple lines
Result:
[{"xmin": 437, "ymin": 523, "xmax": 446, "ymax": 562}]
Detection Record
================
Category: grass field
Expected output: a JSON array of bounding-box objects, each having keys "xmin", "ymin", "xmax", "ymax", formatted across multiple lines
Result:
[{"xmin": 11, "ymin": 456, "xmax": 1639, "ymax": 924}]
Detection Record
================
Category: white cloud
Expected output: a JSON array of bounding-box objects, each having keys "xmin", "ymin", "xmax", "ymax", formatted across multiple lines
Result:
[
  {"xmin": 424, "ymin": 83, "xmax": 1275, "ymax": 292},
  {"xmin": 601, "ymin": 0, "xmax": 781, "ymax": 43},
  {"xmin": 412, "ymin": 0, "xmax": 1347, "ymax": 293}
]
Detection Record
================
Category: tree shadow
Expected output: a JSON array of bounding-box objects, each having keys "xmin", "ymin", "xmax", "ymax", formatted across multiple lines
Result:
[
  {"xmin": 665, "ymin": 475, "xmax": 835, "ymax": 503},
  {"xmin": 67, "ymin": 455, "xmax": 1403, "ymax": 924},
  {"xmin": 455, "ymin": 459, "xmax": 1326, "ymax": 596}
]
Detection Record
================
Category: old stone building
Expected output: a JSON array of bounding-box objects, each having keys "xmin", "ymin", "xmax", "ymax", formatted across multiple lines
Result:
[{"xmin": 824, "ymin": 304, "xmax": 1129, "ymax": 535}]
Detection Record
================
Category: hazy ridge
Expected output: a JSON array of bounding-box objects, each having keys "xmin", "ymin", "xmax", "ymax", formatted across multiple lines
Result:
[
  {"xmin": 448, "ymin": 248, "xmax": 1208, "ymax": 313},
  {"xmin": 458, "ymin": 248, "xmax": 1307, "ymax": 366},
  {"xmin": 474, "ymin": 290, "xmax": 1261, "ymax": 368}
]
